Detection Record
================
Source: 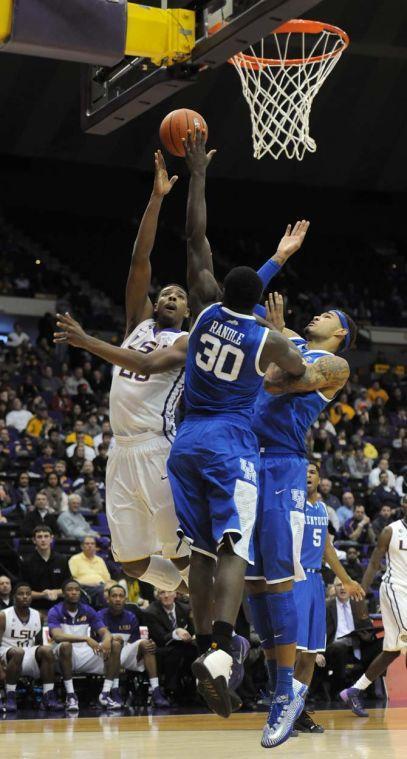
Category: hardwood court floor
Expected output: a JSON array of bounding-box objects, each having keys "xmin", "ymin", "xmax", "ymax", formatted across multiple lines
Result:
[{"xmin": 0, "ymin": 708, "xmax": 406, "ymax": 758}]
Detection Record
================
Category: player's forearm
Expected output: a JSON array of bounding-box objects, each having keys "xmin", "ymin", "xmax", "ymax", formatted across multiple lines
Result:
[
  {"xmin": 361, "ymin": 562, "xmax": 379, "ymax": 592},
  {"xmin": 131, "ymin": 194, "xmax": 163, "ymax": 264},
  {"xmin": 324, "ymin": 539, "xmax": 353, "ymax": 584},
  {"xmin": 50, "ymin": 629, "xmax": 88, "ymax": 644},
  {"xmin": 186, "ymin": 170, "xmax": 207, "ymax": 247},
  {"xmin": 256, "ymin": 258, "xmax": 282, "ymax": 290},
  {"xmin": 78, "ymin": 335, "xmax": 150, "ymax": 372}
]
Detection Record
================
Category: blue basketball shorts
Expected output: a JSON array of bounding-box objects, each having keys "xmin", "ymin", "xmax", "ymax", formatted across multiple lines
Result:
[
  {"xmin": 246, "ymin": 453, "xmax": 307, "ymax": 583},
  {"xmin": 294, "ymin": 571, "xmax": 326, "ymax": 652},
  {"xmin": 167, "ymin": 416, "xmax": 259, "ymax": 562}
]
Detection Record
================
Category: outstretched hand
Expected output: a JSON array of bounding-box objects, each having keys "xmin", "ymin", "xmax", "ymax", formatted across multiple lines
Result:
[
  {"xmin": 265, "ymin": 292, "xmax": 285, "ymax": 333},
  {"xmin": 183, "ymin": 127, "xmax": 217, "ymax": 174},
  {"xmin": 54, "ymin": 313, "xmax": 89, "ymax": 349},
  {"xmin": 152, "ymin": 150, "xmax": 178, "ymax": 197},
  {"xmin": 276, "ymin": 220, "xmax": 310, "ymax": 260}
]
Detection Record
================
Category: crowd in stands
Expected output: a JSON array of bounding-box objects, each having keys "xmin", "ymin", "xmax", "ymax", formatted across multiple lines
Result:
[{"xmin": 0, "ymin": 216, "xmax": 407, "ymax": 712}]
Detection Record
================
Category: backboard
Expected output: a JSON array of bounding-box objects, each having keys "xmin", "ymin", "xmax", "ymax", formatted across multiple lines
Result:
[{"xmin": 81, "ymin": 0, "xmax": 324, "ymax": 135}]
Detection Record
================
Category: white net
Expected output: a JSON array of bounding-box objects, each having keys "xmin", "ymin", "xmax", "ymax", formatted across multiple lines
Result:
[{"xmin": 231, "ymin": 25, "xmax": 347, "ymax": 160}]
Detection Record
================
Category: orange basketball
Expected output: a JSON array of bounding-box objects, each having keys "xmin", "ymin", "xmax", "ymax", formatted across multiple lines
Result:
[{"xmin": 159, "ymin": 109, "xmax": 208, "ymax": 157}]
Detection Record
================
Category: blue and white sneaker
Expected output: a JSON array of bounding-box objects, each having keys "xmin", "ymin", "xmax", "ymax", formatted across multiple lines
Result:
[
  {"xmin": 229, "ymin": 635, "xmax": 250, "ymax": 691},
  {"xmin": 98, "ymin": 691, "xmax": 123, "ymax": 710},
  {"xmin": 261, "ymin": 694, "xmax": 305, "ymax": 749},
  {"xmin": 293, "ymin": 678, "xmax": 308, "ymax": 700}
]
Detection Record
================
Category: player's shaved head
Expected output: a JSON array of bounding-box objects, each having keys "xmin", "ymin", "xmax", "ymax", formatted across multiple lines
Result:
[{"xmin": 223, "ymin": 266, "xmax": 263, "ymax": 312}]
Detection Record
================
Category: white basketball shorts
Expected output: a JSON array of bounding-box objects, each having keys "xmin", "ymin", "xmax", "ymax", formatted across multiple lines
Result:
[
  {"xmin": 0, "ymin": 645, "xmax": 40, "ymax": 678},
  {"xmin": 106, "ymin": 433, "xmax": 189, "ymax": 563},
  {"xmin": 120, "ymin": 641, "xmax": 145, "ymax": 672},
  {"xmin": 54, "ymin": 642, "xmax": 104, "ymax": 675},
  {"xmin": 380, "ymin": 582, "xmax": 407, "ymax": 652}
]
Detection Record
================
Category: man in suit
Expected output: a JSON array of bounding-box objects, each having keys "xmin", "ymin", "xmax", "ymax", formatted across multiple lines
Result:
[
  {"xmin": 0, "ymin": 575, "xmax": 12, "ymax": 611},
  {"xmin": 21, "ymin": 492, "xmax": 59, "ymax": 538},
  {"xmin": 324, "ymin": 577, "xmax": 382, "ymax": 697},
  {"xmin": 144, "ymin": 589, "xmax": 197, "ymax": 699}
]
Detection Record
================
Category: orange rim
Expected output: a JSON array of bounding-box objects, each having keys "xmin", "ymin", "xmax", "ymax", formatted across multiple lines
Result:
[{"xmin": 209, "ymin": 19, "xmax": 350, "ymax": 69}]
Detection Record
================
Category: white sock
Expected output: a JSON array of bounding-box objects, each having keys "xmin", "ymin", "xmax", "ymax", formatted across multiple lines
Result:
[
  {"xmin": 113, "ymin": 679, "xmax": 119, "ymax": 689},
  {"xmin": 139, "ymin": 555, "xmax": 182, "ymax": 591},
  {"xmin": 102, "ymin": 679, "xmax": 113, "ymax": 693},
  {"xmin": 64, "ymin": 680, "xmax": 75, "ymax": 695},
  {"xmin": 43, "ymin": 683, "xmax": 54, "ymax": 694},
  {"xmin": 6, "ymin": 684, "xmax": 17, "ymax": 693},
  {"xmin": 353, "ymin": 674, "xmax": 372, "ymax": 691},
  {"xmin": 149, "ymin": 677, "xmax": 159, "ymax": 690}
]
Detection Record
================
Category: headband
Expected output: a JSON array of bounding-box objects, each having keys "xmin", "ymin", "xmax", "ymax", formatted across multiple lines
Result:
[{"xmin": 331, "ymin": 309, "xmax": 351, "ymax": 351}]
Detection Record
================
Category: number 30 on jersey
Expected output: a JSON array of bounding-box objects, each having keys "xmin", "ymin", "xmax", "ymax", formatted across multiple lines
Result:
[{"xmin": 196, "ymin": 334, "xmax": 244, "ymax": 382}]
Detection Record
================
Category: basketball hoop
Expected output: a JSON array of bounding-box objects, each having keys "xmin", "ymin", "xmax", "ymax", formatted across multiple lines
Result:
[{"xmin": 229, "ymin": 19, "xmax": 349, "ymax": 161}]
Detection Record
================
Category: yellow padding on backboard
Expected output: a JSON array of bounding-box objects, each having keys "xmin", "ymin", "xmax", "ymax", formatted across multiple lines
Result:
[
  {"xmin": 0, "ymin": 0, "xmax": 13, "ymax": 43},
  {"xmin": 126, "ymin": 4, "xmax": 195, "ymax": 66}
]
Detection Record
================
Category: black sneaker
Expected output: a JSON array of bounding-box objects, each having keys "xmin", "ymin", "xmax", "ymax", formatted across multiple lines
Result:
[
  {"xmin": 192, "ymin": 648, "xmax": 233, "ymax": 719},
  {"xmin": 295, "ymin": 709, "xmax": 324, "ymax": 733}
]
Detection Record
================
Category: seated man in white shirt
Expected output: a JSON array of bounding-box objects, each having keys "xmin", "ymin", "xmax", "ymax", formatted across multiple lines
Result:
[
  {"xmin": 324, "ymin": 577, "xmax": 381, "ymax": 697},
  {"xmin": 7, "ymin": 322, "xmax": 31, "ymax": 349},
  {"xmin": 368, "ymin": 458, "xmax": 396, "ymax": 489},
  {"xmin": 5, "ymin": 399, "xmax": 33, "ymax": 433}
]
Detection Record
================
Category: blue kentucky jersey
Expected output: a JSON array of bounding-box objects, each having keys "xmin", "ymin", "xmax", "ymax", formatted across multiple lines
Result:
[
  {"xmin": 184, "ymin": 303, "xmax": 268, "ymax": 420},
  {"xmin": 252, "ymin": 337, "xmax": 332, "ymax": 455},
  {"xmin": 301, "ymin": 499, "xmax": 329, "ymax": 569}
]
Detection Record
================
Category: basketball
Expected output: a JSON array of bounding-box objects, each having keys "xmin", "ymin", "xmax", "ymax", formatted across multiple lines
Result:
[{"xmin": 159, "ymin": 109, "xmax": 208, "ymax": 157}]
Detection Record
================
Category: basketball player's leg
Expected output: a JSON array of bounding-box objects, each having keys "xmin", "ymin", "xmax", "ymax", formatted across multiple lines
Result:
[
  {"xmin": 106, "ymin": 442, "xmax": 184, "ymax": 590},
  {"xmin": 56, "ymin": 641, "xmax": 79, "ymax": 709},
  {"xmin": 3, "ymin": 647, "xmax": 24, "ymax": 711},
  {"xmin": 32, "ymin": 646, "xmax": 63, "ymax": 709},
  {"xmin": 341, "ymin": 582, "xmax": 402, "ymax": 716}
]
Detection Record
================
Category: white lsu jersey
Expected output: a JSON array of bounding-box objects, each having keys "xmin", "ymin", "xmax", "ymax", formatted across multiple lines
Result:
[
  {"xmin": 382, "ymin": 519, "xmax": 407, "ymax": 588},
  {"xmin": 109, "ymin": 319, "xmax": 187, "ymax": 442},
  {"xmin": 1, "ymin": 606, "xmax": 42, "ymax": 648}
]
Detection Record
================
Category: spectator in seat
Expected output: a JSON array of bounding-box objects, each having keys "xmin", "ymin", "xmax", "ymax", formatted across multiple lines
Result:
[
  {"xmin": 367, "ymin": 380, "xmax": 389, "ymax": 405},
  {"xmin": 26, "ymin": 404, "xmax": 51, "ymax": 439},
  {"xmin": 144, "ymin": 590, "xmax": 197, "ymax": 701},
  {"xmin": 65, "ymin": 419, "xmax": 94, "ymax": 449},
  {"xmin": 11, "ymin": 471, "xmax": 37, "ymax": 511},
  {"xmin": 54, "ymin": 460, "xmax": 73, "ymax": 493},
  {"xmin": 76, "ymin": 477, "xmax": 103, "ymax": 515},
  {"xmin": 84, "ymin": 412, "xmax": 101, "ymax": 439},
  {"xmin": 354, "ymin": 388, "xmax": 372, "ymax": 414},
  {"xmin": 329, "ymin": 394, "xmax": 355, "ymax": 427},
  {"xmin": 33, "ymin": 441, "xmax": 57, "ymax": 477},
  {"xmin": 57, "ymin": 494, "xmax": 100, "ymax": 540},
  {"xmin": 337, "ymin": 491, "xmax": 356, "ymax": 528},
  {"xmin": 5, "ymin": 398, "xmax": 33, "ymax": 433},
  {"xmin": 340, "ymin": 547, "xmax": 364, "ymax": 583},
  {"xmin": 325, "ymin": 449, "xmax": 350, "ymax": 481},
  {"xmin": 66, "ymin": 434, "xmax": 95, "ymax": 462},
  {"xmin": 40, "ymin": 365, "xmax": 62, "ymax": 395},
  {"xmin": 43, "ymin": 472, "xmax": 68, "ymax": 514},
  {"xmin": 347, "ymin": 447, "xmax": 372, "ymax": 481},
  {"xmin": 369, "ymin": 458, "xmax": 396, "ymax": 489},
  {"xmin": 324, "ymin": 577, "xmax": 382, "ymax": 698},
  {"xmin": 93, "ymin": 444, "xmax": 108, "ymax": 478},
  {"xmin": 391, "ymin": 439, "xmax": 407, "ymax": 470},
  {"xmin": 342, "ymin": 504, "xmax": 376, "ymax": 545},
  {"xmin": 371, "ymin": 504, "xmax": 394, "ymax": 537},
  {"xmin": 369, "ymin": 472, "xmax": 400, "ymax": 515},
  {"xmin": 72, "ymin": 384, "xmax": 95, "ymax": 414},
  {"xmin": 395, "ymin": 467, "xmax": 407, "ymax": 498},
  {"xmin": 0, "ymin": 575, "xmax": 12, "ymax": 610},
  {"xmin": 7, "ymin": 321, "xmax": 30, "ymax": 349},
  {"xmin": 20, "ymin": 526, "xmax": 70, "ymax": 612},
  {"xmin": 96, "ymin": 584, "xmax": 170, "ymax": 707},
  {"xmin": 21, "ymin": 491, "xmax": 59, "ymax": 537},
  {"xmin": 47, "ymin": 427, "xmax": 67, "ymax": 459},
  {"xmin": 69, "ymin": 536, "xmax": 110, "ymax": 604},
  {"xmin": 319, "ymin": 478, "xmax": 341, "ymax": 511},
  {"xmin": 14, "ymin": 434, "xmax": 36, "ymax": 466},
  {"xmin": 64, "ymin": 367, "xmax": 92, "ymax": 397},
  {"xmin": 51, "ymin": 387, "xmax": 73, "ymax": 415},
  {"xmin": 93, "ymin": 420, "xmax": 112, "ymax": 450}
]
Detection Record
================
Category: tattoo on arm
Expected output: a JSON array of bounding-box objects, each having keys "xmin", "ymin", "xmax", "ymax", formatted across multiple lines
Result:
[{"xmin": 264, "ymin": 354, "xmax": 349, "ymax": 396}]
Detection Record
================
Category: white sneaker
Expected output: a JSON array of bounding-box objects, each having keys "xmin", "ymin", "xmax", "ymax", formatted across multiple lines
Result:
[
  {"xmin": 261, "ymin": 694, "xmax": 305, "ymax": 749},
  {"xmin": 192, "ymin": 648, "xmax": 233, "ymax": 719},
  {"xmin": 98, "ymin": 691, "xmax": 123, "ymax": 710}
]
